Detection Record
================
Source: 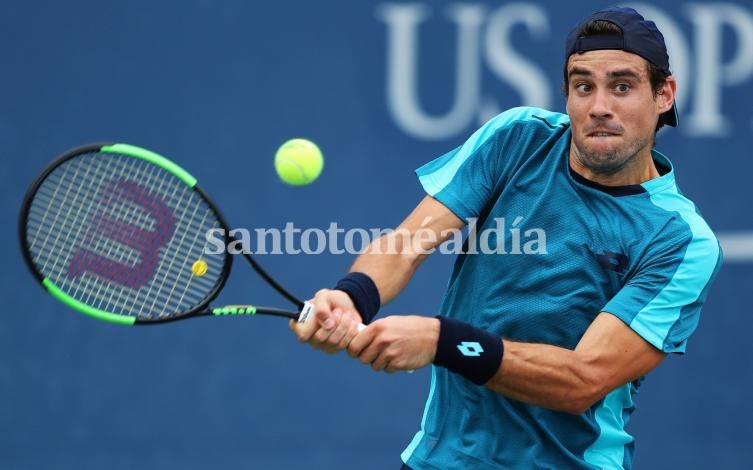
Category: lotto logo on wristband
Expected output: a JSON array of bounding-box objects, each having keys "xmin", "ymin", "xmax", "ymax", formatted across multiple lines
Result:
[
  {"xmin": 457, "ymin": 342, "xmax": 484, "ymax": 357},
  {"xmin": 434, "ymin": 316, "xmax": 502, "ymax": 385}
]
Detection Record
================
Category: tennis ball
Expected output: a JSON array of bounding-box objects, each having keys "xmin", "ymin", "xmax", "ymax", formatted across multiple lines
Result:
[{"xmin": 274, "ymin": 138, "xmax": 323, "ymax": 186}]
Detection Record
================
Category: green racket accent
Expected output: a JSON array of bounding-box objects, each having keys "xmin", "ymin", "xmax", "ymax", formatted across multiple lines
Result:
[
  {"xmin": 42, "ymin": 278, "xmax": 136, "ymax": 325},
  {"xmin": 100, "ymin": 143, "xmax": 198, "ymax": 187},
  {"xmin": 212, "ymin": 306, "xmax": 258, "ymax": 316}
]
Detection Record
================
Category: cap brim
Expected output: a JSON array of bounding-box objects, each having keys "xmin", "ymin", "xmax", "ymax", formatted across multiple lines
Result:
[{"xmin": 663, "ymin": 102, "xmax": 678, "ymax": 127}]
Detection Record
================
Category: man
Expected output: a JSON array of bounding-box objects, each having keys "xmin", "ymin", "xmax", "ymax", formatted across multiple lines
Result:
[{"xmin": 291, "ymin": 7, "xmax": 722, "ymax": 469}]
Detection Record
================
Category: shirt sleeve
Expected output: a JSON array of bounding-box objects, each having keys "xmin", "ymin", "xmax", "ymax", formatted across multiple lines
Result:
[
  {"xmin": 415, "ymin": 107, "xmax": 563, "ymax": 222},
  {"xmin": 603, "ymin": 219, "xmax": 722, "ymax": 354}
]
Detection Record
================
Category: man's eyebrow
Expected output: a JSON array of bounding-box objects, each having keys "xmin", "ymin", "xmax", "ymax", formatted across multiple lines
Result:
[
  {"xmin": 568, "ymin": 67, "xmax": 642, "ymax": 79},
  {"xmin": 568, "ymin": 67, "xmax": 591, "ymax": 78},
  {"xmin": 608, "ymin": 69, "xmax": 641, "ymax": 79}
]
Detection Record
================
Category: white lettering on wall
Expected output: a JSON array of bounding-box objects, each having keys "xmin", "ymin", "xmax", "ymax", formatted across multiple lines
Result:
[{"xmin": 377, "ymin": 2, "xmax": 753, "ymax": 140}]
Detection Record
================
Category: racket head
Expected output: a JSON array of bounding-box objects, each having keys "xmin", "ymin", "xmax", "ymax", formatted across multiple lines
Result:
[{"xmin": 19, "ymin": 143, "xmax": 233, "ymax": 324}]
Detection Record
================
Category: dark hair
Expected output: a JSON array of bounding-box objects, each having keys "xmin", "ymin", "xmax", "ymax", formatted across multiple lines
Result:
[{"xmin": 562, "ymin": 20, "xmax": 672, "ymax": 131}]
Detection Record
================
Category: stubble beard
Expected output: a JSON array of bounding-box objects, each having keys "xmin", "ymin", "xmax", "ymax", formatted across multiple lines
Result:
[{"xmin": 571, "ymin": 134, "xmax": 653, "ymax": 178}]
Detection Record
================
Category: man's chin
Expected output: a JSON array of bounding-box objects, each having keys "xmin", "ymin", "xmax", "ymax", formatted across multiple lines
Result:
[{"xmin": 577, "ymin": 151, "xmax": 628, "ymax": 176}]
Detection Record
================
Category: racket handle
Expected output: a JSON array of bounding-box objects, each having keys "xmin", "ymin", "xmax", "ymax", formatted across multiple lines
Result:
[
  {"xmin": 297, "ymin": 301, "xmax": 316, "ymax": 323},
  {"xmin": 297, "ymin": 301, "xmax": 367, "ymax": 330}
]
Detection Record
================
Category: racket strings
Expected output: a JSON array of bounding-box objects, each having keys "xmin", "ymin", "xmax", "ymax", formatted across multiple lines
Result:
[
  {"xmin": 95, "ymin": 159, "xmax": 172, "ymax": 317},
  {"xmin": 141, "ymin": 171, "xmax": 210, "ymax": 318},
  {"xmin": 130, "ymin": 158, "xmax": 182, "ymax": 317},
  {"xmin": 82, "ymin": 156, "xmax": 216, "ymax": 316},
  {"xmin": 75, "ymin": 159, "xmax": 139, "ymax": 309},
  {"xmin": 158, "ymin": 207, "xmax": 214, "ymax": 318},
  {"xmin": 58, "ymin": 156, "xmax": 151, "ymax": 310},
  {"xmin": 37, "ymin": 156, "xmax": 107, "ymax": 281},
  {"xmin": 26, "ymin": 151, "xmax": 227, "ymax": 320}
]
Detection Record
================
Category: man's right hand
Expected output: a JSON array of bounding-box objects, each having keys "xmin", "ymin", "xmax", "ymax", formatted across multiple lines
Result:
[{"xmin": 289, "ymin": 288, "xmax": 364, "ymax": 354}]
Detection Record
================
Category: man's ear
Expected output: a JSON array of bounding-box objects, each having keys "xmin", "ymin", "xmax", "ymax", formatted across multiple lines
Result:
[{"xmin": 657, "ymin": 76, "xmax": 677, "ymax": 114}]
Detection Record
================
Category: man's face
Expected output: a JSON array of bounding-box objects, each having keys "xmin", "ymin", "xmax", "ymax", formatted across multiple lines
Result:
[{"xmin": 566, "ymin": 49, "xmax": 675, "ymax": 177}]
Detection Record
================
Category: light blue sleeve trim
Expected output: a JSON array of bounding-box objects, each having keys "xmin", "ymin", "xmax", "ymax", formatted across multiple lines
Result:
[
  {"xmin": 416, "ymin": 107, "xmax": 568, "ymax": 196},
  {"xmin": 583, "ymin": 384, "xmax": 634, "ymax": 469},
  {"xmin": 630, "ymin": 191, "xmax": 721, "ymax": 353}
]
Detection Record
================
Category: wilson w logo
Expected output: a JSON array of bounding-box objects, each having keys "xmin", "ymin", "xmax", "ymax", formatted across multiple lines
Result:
[{"xmin": 67, "ymin": 179, "xmax": 176, "ymax": 289}]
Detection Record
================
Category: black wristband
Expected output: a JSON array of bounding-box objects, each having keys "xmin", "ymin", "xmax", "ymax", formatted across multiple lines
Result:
[
  {"xmin": 432, "ymin": 316, "xmax": 503, "ymax": 385},
  {"xmin": 333, "ymin": 272, "xmax": 381, "ymax": 324}
]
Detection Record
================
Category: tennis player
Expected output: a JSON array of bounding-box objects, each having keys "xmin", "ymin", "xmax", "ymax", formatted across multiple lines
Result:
[{"xmin": 291, "ymin": 7, "xmax": 722, "ymax": 469}]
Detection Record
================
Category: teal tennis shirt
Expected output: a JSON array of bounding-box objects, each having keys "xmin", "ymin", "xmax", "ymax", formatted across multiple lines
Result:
[{"xmin": 401, "ymin": 107, "xmax": 722, "ymax": 469}]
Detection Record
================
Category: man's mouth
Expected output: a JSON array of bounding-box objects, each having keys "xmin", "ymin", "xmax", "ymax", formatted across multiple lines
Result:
[{"xmin": 587, "ymin": 130, "xmax": 620, "ymax": 137}]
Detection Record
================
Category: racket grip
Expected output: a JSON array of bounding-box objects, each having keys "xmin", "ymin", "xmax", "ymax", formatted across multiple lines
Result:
[
  {"xmin": 297, "ymin": 302, "xmax": 367, "ymax": 331},
  {"xmin": 297, "ymin": 301, "xmax": 316, "ymax": 323}
]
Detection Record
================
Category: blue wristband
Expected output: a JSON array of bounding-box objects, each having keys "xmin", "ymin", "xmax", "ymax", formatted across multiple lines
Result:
[
  {"xmin": 333, "ymin": 272, "xmax": 380, "ymax": 324},
  {"xmin": 432, "ymin": 316, "xmax": 503, "ymax": 385}
]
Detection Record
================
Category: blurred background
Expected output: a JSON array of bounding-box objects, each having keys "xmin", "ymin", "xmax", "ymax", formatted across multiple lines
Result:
[{"xmin": 2, "ymin": 1, "xmax": 751, "ymax": 468}]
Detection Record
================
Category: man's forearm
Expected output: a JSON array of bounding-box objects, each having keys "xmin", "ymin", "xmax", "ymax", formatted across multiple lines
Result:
[
  {"xmin": 486, "ymin": 313, "xmax": 665, "ymax": 414},
  {"xmin": 487, "ymin": 340, "xmax": 603, "ymax": 414},
  {"xmin": 349, "ymin": 233, "xmax": 426, "ymax": 306}
]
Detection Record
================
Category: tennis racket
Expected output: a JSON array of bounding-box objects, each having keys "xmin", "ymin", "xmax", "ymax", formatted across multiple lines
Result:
[{"xmin": 19, "ymin": 142, "xmax": 319, "ymax": 326}]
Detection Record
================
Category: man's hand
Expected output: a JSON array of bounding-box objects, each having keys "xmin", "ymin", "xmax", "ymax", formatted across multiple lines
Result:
[
  {"xmin": 348, "ymin": 315, "xmax": 440, "ymax": 372},
  {"xmin": 289, "ymin": 288, "xmax": 363, "ymax": 354}
]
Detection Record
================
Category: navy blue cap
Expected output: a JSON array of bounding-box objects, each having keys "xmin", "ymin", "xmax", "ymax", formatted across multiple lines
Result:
[{"xmin": 565, "ymin": 7, "xmax": 678, "ymax": 127}]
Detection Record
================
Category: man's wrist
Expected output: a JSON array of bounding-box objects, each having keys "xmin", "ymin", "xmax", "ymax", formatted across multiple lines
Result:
[
  {"xmin": 432, "ymin": 316, "xmax": 503, "ymax": 385},
  {"xmin": 333, "ymin": 272, "xmax": 380, "ymax": 324}
]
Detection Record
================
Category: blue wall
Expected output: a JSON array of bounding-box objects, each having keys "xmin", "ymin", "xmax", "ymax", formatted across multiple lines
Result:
[{"xmin": 2, "ymin": 1, "xmax": 752, "ymax": 468}]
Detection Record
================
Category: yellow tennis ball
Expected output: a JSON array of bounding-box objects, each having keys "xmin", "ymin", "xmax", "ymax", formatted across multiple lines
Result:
[
  {"xmin": 192, "ymin": 259, "xmax": 208, "ymax": 276},
  {"xmin": 274, "ymin": 138, "xmax": 323, "ymax": 186}
]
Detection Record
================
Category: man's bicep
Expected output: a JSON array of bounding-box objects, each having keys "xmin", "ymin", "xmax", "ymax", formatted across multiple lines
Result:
[
  {"xmin": 396, "ymin": 195, "xmax": 466, "ymax": 248},
  {"xmin": 576, "ymin": 312, "xmax": 667, "ymax": 389}
]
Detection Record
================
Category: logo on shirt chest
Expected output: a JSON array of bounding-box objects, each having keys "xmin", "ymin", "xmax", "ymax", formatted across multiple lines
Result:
[{"xmin": 597, "ymin": 251, "xmax": 629, "ymax": 274}]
